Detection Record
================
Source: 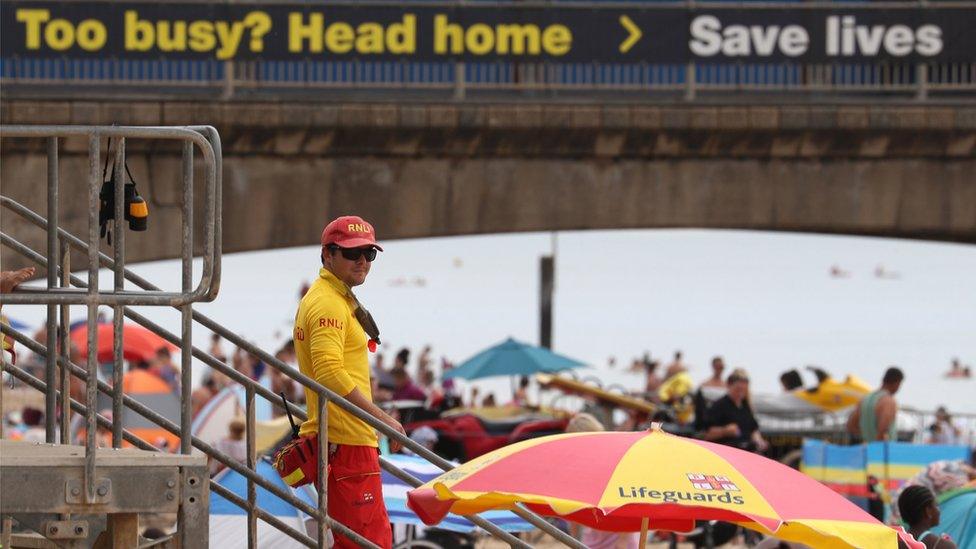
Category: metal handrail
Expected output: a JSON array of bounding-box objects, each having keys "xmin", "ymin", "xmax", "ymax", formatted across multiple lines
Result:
[
  {"xmin": 1, "ymin": 224, "xmax": 580, "ymax": 544},
  {"xmin": 0, "ymin": 360, "xmax": 313, "ymax": 547},
  {"xmin": 0, "ymin": 126, "xmax": 219, "ymax": 306},
  {"xmin": 3, "ymin": 59, "xmax": 974, "ymax": 101},
  {"xmin": 3, "ymin": 360, "xmax": 328, "ymax": 548},
  {"xmin": 1, "ymin": 125, "xmax": 222, "ymax": 537},
  {"xmin": 0, "ymin": 196, "xmax": 587, "ymax": 548},
  {"xmin": 0, "ymin": 328, "xmax": 377, "ymax": 549},
  {"xmin": 0, "ymin": 240, "xmax": 539, "ymax": 548}
]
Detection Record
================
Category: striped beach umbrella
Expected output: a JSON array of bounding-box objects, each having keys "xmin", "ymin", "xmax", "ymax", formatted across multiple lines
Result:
[
  {"xmin": 210, "ymin": 458, "xmax": 317, "ymax": 548},
  {"xmin": 408, "ymin": 427, "xmax": 920, "ymax": 548},
  {"xmin": 383, "ymin": 453, "xmax": 533, "ymax": 533}
]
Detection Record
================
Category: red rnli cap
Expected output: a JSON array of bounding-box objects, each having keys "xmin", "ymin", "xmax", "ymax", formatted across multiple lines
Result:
[{"xmin": 321, "ymin": 215, "xmax": 383, "ymax": 251}]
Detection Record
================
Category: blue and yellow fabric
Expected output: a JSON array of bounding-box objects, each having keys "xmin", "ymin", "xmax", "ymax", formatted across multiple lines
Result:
[{"xmin": 802, "ymin": 439, "xmax": 970, "ymax": 509}]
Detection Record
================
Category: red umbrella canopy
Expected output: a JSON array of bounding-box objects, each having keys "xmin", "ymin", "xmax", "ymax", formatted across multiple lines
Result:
[
  {"xmin": 408, "ymin": 428, "xmax": 922, "ymax": 548},
  {"xmin": 71, "ymin": 323, "xmax": 177, "ymax": 364}
]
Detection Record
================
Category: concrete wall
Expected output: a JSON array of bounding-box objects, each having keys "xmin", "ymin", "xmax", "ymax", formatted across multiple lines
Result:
[{"xmin": 2, "ymin": 101, "xmax": 974, "ymax": 269}]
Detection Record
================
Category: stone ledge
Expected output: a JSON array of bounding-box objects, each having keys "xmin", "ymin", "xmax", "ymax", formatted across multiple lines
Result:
[
  {"xmin": 837, "ymin": 107, "xmax": 870, "ymax": 129},
  {"xmin": 6, "ymin": 101, "xmax": 71, "ymax": 124},
  {"xmin": 427, "ymin": 105, "xmax": 458, "ymax": 128},
  {"xmin": 632, "ymin": 106, "xmax": 663, "ymax": 129},
  {"xmin": 601, "ymin": 106, "xmax": 632, "ymax": 129},
  {"xmin": 747, "ymin": 107, "xmax": 779, "ymax": 129},
  {"xmin": 956, "ymin": 108, "xmax": 976, "ymax": 130}
]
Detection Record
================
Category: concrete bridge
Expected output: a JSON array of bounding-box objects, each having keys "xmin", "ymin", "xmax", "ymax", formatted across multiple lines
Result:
[{"xmin": 2, "ymin": 99, "xmax": 975, "ymax": 268}]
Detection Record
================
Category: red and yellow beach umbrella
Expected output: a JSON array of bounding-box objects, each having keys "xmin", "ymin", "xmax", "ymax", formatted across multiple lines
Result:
[{"xmin": 408, "ymin": 427, "xmax": 918, "ymax": 548}]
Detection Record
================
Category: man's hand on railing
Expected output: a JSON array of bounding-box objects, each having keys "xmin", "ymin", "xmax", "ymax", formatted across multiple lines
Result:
[{"xmin": 380, "ymin": 413, "xmax": 407, "ymax": 453}]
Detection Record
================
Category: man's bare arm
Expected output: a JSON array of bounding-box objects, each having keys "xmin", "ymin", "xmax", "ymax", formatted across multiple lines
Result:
[
  {"xmin": 342, "ymin": 388, "xmax": 406, "ymax": 452},
  {"xmin": 703, "ymin": 424, "xmax": 739, "ymax": 441}
]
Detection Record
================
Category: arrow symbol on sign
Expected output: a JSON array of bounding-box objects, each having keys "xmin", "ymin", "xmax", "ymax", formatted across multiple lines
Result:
[{"xmin": 618, "ymin": 15, "xmax": 642, "ymax": 53}]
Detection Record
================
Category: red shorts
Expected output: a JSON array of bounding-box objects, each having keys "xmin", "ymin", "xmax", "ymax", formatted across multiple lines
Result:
[{"xmin": 328, "ymin": 444, "xmax": 392, "ymax": 549}]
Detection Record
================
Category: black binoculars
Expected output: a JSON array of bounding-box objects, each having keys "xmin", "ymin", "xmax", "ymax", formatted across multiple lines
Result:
[{"xmin": 99, "ymin": 180, "xmax": 148, "ymax": 240}]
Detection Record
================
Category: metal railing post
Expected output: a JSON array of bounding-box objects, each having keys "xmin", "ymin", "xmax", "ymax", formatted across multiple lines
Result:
[
  {"xmin": 316, "ymin": 390, "xmax": 329, "ymax": 548},
  {"xmin": 684, "ymin": 65, "xmax": 696, "ymax": 102},
  {"xmin": 684, "ymin": 0, "xmax": 697, "ymax": 102},
  {"xmin": 180, "ymin": 141, "xmax": 194, "ymax": 455},
  {"xmin": 84, "ymin": 133, "xmax": 100, "ymax": 503},
  {"xmin": 1, "ymin": 351, "xmax": 5, "ymax": 439},
  {"xmin": 916, "ymin": 0, "xmax": 929, "ymax": 101},
  {"xmin": 112, "ymin": 136, "xmax": 126, "ymax": 448},
  {"xmin": 222, "ymin": 61, "xmax": 235, "ymax": 100},
  {"xmin": 58, "ymin": 236, "xmax": 71, "ymax": 445},
  {"xmin": 246, "ymin": 384, "xmax": 257, "ymax": 549},
  {"xmin": 176, "ymin": 139, "xmax": 197, "ymax": 548},
  {"xmin": 45, "ymin": 136, "xmax": 59, "ymax": 442},
  {"xmin": 454, "ymin": 62, "xmax": 466, "ymax": 101}
]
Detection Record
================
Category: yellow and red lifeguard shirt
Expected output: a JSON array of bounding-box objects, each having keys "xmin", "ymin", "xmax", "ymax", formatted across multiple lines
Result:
[{"xmin": 294, "ymin": 268, "xmax": 376, "ymax": 447}]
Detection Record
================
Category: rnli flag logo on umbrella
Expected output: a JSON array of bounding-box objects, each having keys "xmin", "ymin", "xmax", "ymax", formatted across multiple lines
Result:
[{"xmin": 687, "ymin": 473, "xmax": 739, "ymax": 492}]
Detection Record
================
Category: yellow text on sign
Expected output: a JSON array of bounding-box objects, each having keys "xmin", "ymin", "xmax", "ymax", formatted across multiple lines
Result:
[
  {"xmin": 123, "ymin": 10, "xmax": 272, "ymax": 59},
  {"xmin": 16, "ymin": 9, "xmax": 107, "ymax": 51},
  {"xmin": 433, "ymin": 14, "xmax": 572, "ymax": 56},
  {"xmin": 289, "ymin": 13, "xmax": 416, "ymax": 54}
]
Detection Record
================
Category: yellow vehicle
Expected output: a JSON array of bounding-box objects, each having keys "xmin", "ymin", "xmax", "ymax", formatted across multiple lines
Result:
[{"xmin": 791, "ymin": 374, "xmax": 872, "ymax": 412}]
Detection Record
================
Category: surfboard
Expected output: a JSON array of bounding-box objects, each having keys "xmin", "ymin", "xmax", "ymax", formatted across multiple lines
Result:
[{"xmin": 536, "ymin": 373, "xmax": 656, "ymax": 414}]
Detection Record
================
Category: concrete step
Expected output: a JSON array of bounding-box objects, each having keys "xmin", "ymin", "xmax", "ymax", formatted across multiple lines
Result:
[
  {"xmin": 1, "ymin": 440, "xmax": 209, "ymax": 547},
  {"xmin": 0, "ymin": 439, "xmax": 204, "ymax": 468}
]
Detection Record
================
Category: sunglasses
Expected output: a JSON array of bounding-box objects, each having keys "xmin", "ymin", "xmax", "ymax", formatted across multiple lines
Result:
[{"xmin": 331, "ymin": 246, "xmax": 378, "ymax": 262}]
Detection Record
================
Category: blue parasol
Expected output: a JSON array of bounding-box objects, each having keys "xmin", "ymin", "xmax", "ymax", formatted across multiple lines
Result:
[{"xmin": 442, "ymin": 337, "xmax": 586, "ymax": 381}]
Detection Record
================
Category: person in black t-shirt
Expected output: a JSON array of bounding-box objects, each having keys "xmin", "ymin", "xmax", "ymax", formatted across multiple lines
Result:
[{"xmin": 703, "ymin": 369, "xmax": 768, "ymax": 453}]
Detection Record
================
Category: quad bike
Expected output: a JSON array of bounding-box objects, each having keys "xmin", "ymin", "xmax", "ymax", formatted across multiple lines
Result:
[{"xmin": 403, "ymin": 407, "xmax": 569, "ymax": 462}]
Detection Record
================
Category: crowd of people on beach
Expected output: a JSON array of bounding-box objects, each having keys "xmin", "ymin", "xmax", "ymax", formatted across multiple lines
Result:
[
  {"xmin": 3, "ymin": 269, "xmax": 973, "ymax": 458},
  {"xmin": 4, "ymin": 323, "xmax": 974, "ymax": 455},
  {"xmin": 3, "ymin": 301, "xmax": 973, "ymax": 471},
  {"xmin": 175, "ymin": 336, "xmax": 975, "ymax": 466}
]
